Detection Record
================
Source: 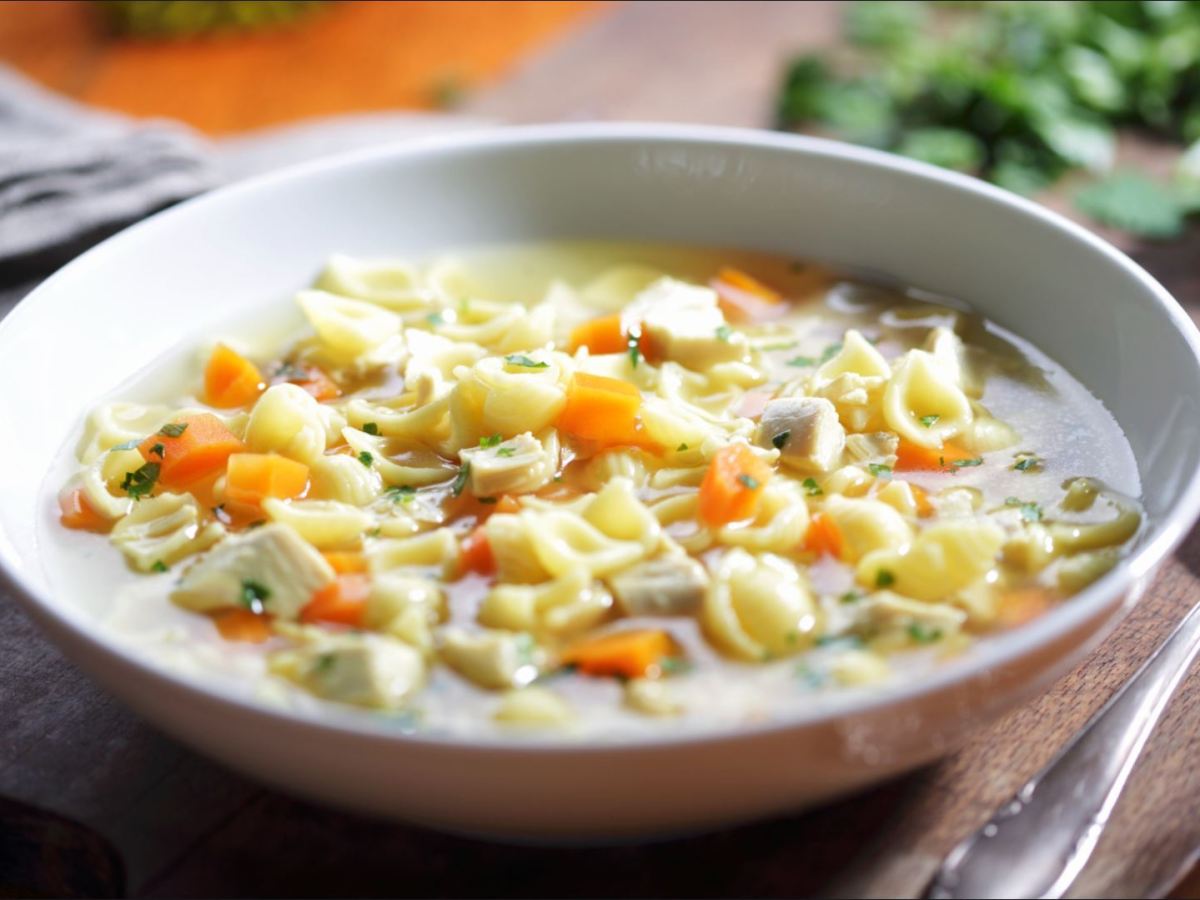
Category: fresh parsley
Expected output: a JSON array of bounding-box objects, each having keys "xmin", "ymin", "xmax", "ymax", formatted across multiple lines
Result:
[
  {"xmin": 158, "ymin": 423, "xmax": 187, "ymax": 438},
  {"xmin": 1006, "ymin": 497, "xmax": 1044, "ymax": 522},
  {"xmin": 496, "ymin": 446, "xmax": 516, "ymax": 458},
  {"xmin": 627, "ymin": 333, "xmax": 641, "ymax": 369},
  {"xmin": 772, "ymin": 430, "xmax": 791, "ymax": 450},
  {"xmin": 677, "ymin": 443, "xmax": 689, "ymax": 452},
  {"xmin": 659, "ymin": 657, "xmax": 694, "ymax": 676},
  {"xmin": 786, "ymin": 355, "xmax": 817, "ymax": 368},
  {"xmin": 386, "ymin": 485, "xmax": 416, "ymax": 503},
  {"xmin": 953, "ymin": 457, "xmax": 984, "ymax": 468},
  {"xmin": 737, "ymin": 473, "xmax": 761, "ymax": 491},
  {"xmin": 1013, "ymin": 452, "xmax": 1043, "ymax": 473},
  {"xmin": 239, "ymin": 579, "xmax": 270, "ymax": 614},
  {"xmin": 918, "ymin": 414, "xmax": 940, "ymax": 428},
  {"xmin": 315, "ymin": 652, "xmax": 337, "ymax": 674},
  {"xmin": 149, "ymin": 443, "xmax": 165, "ymax": 458},
  {"xmin": 426, "ymin": 311, "xmax": 445, "ymax": 327},
  {"xmin": 120, "ymin": 463, "xmax": 159, "ymax": 500},
  {"xmin": 151, "ymin": 560, "xmax": 168, "ymax": 573},
  {"xmin": 839, "ymin": 590, "xmax": 863, "ymax": 605},
  {"xmin": 451, "ymin": 463, "xmax": 471, "ymax": 497},
  {"xmin": 362, "ymin": 422, "xmax": 380, "ymax": 436},
  {"xmin": 715, "ymin": 324, "xmax": 733, "ymax": 342},
  {"xmin": 875, "ymin": 569, "xmax": 895, "ymax": 588},
  {"xmin": 357, "ymin": 451, "xmax": 374, "ymax": 467},
  {"xmin": 868, "ymin": 463, "xmax": 892, "ymax": 478},
  {"xmin": 480, "ymin": 434, "xmax": 502, "ymax": 448},
  {"xmin": 504, "ymin": 354, "xmax": 548, "ymax": 369},
  {"xmin": 907, "ymin": 622, "xmax": 944, "ymax": 644},
  {"xmin": 819, "ymin": 342, "xmax": 843, "ymax": 363},
  {"xmin": 802, "ymin": 477, "xmax": 823, "ymax": 496},
  {"xmin": 1075, "ymin": 172, "xmax": 1185, "ymax": 239}
]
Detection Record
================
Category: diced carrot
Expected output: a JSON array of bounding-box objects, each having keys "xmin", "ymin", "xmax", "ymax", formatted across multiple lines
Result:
[
  {"xmin": 711, "ymin": 266, "xmax": 786, "ymax": 322},
  {"xmin": 300, "ymin": 574, "xmax": 370, "ymax": 627},
  {"xmin": 58, "ymin": 488, "xmax": 110, "ymax": 533},
  {"xmin": 271, "ymin": 362, "xmax": 341, "ymax": 402},
  {"xmin": 213, "ymin": 608, "xmax": 273, "ymax": 643},
  {"xmin": 894, "ymin": 440, "xmax": 978, "ymax": 473},
  {"xmin": 556, "ymin": 372, "xmax": 658, "ymax": 450},
  {"xmin": 568, "ymin": 314, "xmax": 654, "ymax": 359},
  {"xmin": 698, "ymin": 444, "xmax": 773, "ymax": 527},
  {"xmin": 225, "ymin": 453, "xmax": 309, "ymax": 506},
  {"xmin": 996, "ymin": 587, "xmax": 1057, "ymax": 629},
  {"xmin": 562, "ymin": 629, "xmax": 676, "ymax": 679},
  {"xmin": 138, "ymin": 413, "xmax": 246, "ymax": 489},
  {"xmin": 460, "ymin": 525, "xmax": 495, "ymax": 575},
  {"xmin": 204, "ymin": 343, "xmax": 264, "ymax": 409},
  {"xmin": 908, "ymin": 482, "xmax": 935, "ymax": 518},
  {"xmin": 804, "ymin": 512, "xmax": 845, "ymax": 559},
  {"xmin": 322, "ymin": 551, "xmax": 367, "ymax": 574}
]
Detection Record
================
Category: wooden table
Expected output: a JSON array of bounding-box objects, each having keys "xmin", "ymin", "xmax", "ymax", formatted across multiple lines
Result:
[{"xmin": 4, "ymin": 3, "xmax": 1200, "ymax": 896}]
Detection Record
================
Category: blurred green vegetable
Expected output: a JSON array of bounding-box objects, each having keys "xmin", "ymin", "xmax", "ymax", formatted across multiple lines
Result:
[
  {"xmin": 776, "ymin": 1, "xmax": 1200, "ymax": 238},
  {"xmin": 100, "ymin": 1, "xmax": 325, "ymax": 38}
]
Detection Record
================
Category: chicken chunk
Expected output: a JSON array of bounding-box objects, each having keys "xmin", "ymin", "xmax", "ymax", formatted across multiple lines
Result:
[
  {"xmin": 171, "ymin": 523, "xmax": 334, "ymax": 620},
  {"xmin": 608, "ymin": 556, "xmax": 709, "ymax": 617},
  {"xmin": 270, "ymin": 632, "xmax": 424, "ymax": 709},
  {"xmin": 459, "ymin": 431, "xmax": 556, "ymax": 497},
  {"xmin": 757, "ymin": 397, "xmax": 845, "ymax": 474},
  {"xmin": 438, "ymin": 627, "xmax": 541, "ymax": 689},
  {"xmin": 624, "ymin": 277, "xmax": 747, "ymax": 369}
]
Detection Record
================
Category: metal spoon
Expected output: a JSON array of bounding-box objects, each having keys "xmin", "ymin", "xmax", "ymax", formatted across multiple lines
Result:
[{"xmin": 923, "ymin": 600, "xmax": 1200, "ymax": 899}]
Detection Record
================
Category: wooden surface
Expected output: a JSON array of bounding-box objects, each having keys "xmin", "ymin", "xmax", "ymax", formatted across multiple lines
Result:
[
  {"xmin": 0, "ymin": 0, "xmax": 604, "ymax": 133},
  {"xmin": 4, "ymin": 2, "xmax": 1200, "ymax": 897}
]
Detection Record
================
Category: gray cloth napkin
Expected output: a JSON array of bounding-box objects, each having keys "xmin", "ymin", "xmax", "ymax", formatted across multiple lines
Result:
[{"xmin": 0, "ymin": 65, "xmax": 488, "ymax": 312}]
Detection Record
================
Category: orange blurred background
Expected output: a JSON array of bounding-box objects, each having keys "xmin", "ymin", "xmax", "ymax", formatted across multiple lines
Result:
[{"xmin": 0, "ymin": 0, "xmax": 605, "ymax": 134}]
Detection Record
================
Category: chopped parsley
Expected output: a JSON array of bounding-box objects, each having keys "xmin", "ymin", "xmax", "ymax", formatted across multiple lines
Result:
[
  {"xmin": 315, "ymin": 653, "xmax": 337, "ymax": 674},
  {"xmin": 762, "ymin": 340, "xmax": 799, "ymax": 351},
  {"xmin": 1013, "ymin": 452, "xmax": 1043, "ymax": 473},
  {"xmin": 677, "ymin": 443, "xmax": 689, "ymax": 452},
  {"xmin": 148, "ymin": 443, "xmax": 165, "ymax": 458},
  {"xmin": 839, "ymin": 590, "xmax": 863, "ymax": 605},
  {"xmin": 795, "ymin": 663, "xmax": 826, "ymax": 688},
  {"xmin": 819, "ymin": 342, "xmax": 843, "ymax": 363},
  {"xmin": 737, "ymin": 473, "xmax": 761, "ymax": 491},
  {"xmin": 918, "ymin": 414, "xmax": 940, "ymax": 428},
  {"xmin": 120, "ymin": 462, "xmax": 160, "ymax": 500},
  {"xmin": 426, "ymin": 311, "xmax": 445, "ymax": 327},
  {"xmin": 451, "ymin": 462, "xmax": 471, "ymax": 497},
  {"xmin": 362, "ymin": 422, "xmax": 380, "ymax": 436},
  {"xmin": 802, "ymin": 477, "xmax": 823, "ymax": 496},
  {"xmin": 953, "ymin": 457, "xmax": 984, "ymax": 468},
  {"xmin": 496, "ymin": 446, "xmax": 516, "ymax": 458},
  {"xmin": 387, "ymin": 485, "xmax": 416, "ymax": 503},
  {"xmin": 907, "ymin": 622, "xmax": 944, "ymax": 644},
  {"xmin": 110, "ymin": 437, "xmax": 142, "ymax": 452},
  {"xmin": 239, "ymin": 579, "xmax": 270, "ymax": 614},
  {"xmin": 868, "ymin": 463, "xmax": 892, "ymax": 478},
  {"xmin": 715, "ymin": 324, "xmax": 733, "ymax": 342},
  {"xmin": 480, "ymin": 434, "xmax": 503, "ymax": 448},
  {"xmin": 151, "ymin": 560, "xmax": 168, "ymax": 573},
  {"xmin": 659, "ymin": 657, "xmax": 694, "ymax": 676},
  {"xmin": 504, "ymin": 354, "xmax": 548, "ymax": 369},
  {"xmin": 357, "ymin": 451, "xmax": 374, "ymax": 467},
  {"xmin": 772, "ymin": 430, "xmax": 791, "ymax": 450},
  {"xmin": 627, "ymin": 333, "xmax": 641, "ymax": 369},
  {"xmin": 875, "ymin": 569, "xmax": 896, "ymax": 588},
  {"xmin": 786, "ymin": 355, "xmax": 817, "ymax": 367},
  {"xmin": 158, "ymin": 423, "xmax": 188, "ymax": 438},
  {"xmin": 816, "ymin": 634, "xmax": 865, "ymax": 650},
  {"xmin": 514, "ymin": 633, "xmax": 537, "ymax": 666},
  {"xmin": 1006, "ymin": 497, "xmax": 1043, "ymax": 522}
]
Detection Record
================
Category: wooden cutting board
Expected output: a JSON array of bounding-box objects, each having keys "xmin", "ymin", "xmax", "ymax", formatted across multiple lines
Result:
[{"xmin": 2, "ymin": 2, "xmax": 1199, "ymax": 897}]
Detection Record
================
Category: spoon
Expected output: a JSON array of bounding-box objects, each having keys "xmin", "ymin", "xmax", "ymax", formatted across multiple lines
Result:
[{"xmin": 923, "ymin": 599, "xmax": 1200, "ymax": 899}]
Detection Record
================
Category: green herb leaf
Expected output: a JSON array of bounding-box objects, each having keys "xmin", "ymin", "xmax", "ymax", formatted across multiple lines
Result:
[
  {"xmin": 715, "ymin": 324, "xmax": 733, "ymax": 342},
  {"xmin": 1005, "ymin": 497, "xmax": 1044, "ymax": 522},
  {"xmin": 659, "ymin": 656, "xmax": 694, "ymax": 676},
  {"xmin": 159, "ymin": 423, "xmax": 187, "ymax": 438},
  {"xmin": 362, "ymin": 422, "xmax": 380, "ymax": 436},
  {"xmin": 1075, "ymin": 172, "xmax": 1184, "ymax": 239},
  {"xmin": 677, "ymin": 443, "xmax": 689, "ymax": 451},
  {"xmin": 919, "ymin": 414, "xmax": 940, "ymax": 428},
  {"xmin": 953, "ymin": 457, "xmax": 984, "ymax": 468},
  {"xmin": 451, "ymin": 463, "xmax": 471, "ymax": 497},
  {"xmin": 897, "ymin": 127, "xmax": 985, "ymax": 172},
  {"xmin": 1013, "ymin": 452, "xmax": 1043, "ymax": 472},
  {"xmin": 786, "ymin": 355, "xmax": 817, "ymax": 368},
  {"xmin": 907, "ymin": 622, "xmax": 943, "ymax": 644},
  {"xmin": 149, "ymin": 443, "xmax": 165, "ymax": 458},
  {"xmin": 504, "ymin": 354, "xmax": 549, "ymax": 369},
  {"xmin": 772, "ymin": 430, "xmax": 791, "ymax": 450},
  {"xmin": 496, "ymin": 446, "xmax": 515, "ymax": 458},
  {"xmin": 868, "ymin": 463, "xmax": 892, "ymax": 478},
  {"xmin": 738, "ymin": 473, "xmax": 761, "ymax": 491},
  {"xmin": 875, "ymin": 569, "xmax": 895, "ymax": 588},
  {"xmin": 151, "ymin": 560, "xmax": 168, "ymax": 573},
  {"xmin": 426, "ymin": 311, "xmax": 445, "ymax": 327},
  {"xmin": 627, "ymin": 333, "xmax": 641, "ymax": 369},
  {"xmin": 120, "ymin": 462, "xmax": 160, "ymax": 500},
  {"xmin": 387, "ymin": 485, "xmax": 416, "ymax": 503},
  {"xmin": 819, "ymin": 342, "xmax": 843, "ymax": 363},
  {"xmin": 357, "ymin": 451, "xmax": 374, "ymax": 467},
  {"xmin": 839, "ymin": 591, "xmax": 863, "ymax": 604},
  {"xmin": 239, "ymin": 579, "xmax": 270, "ymax": 614},
  {"xmin": 480, "ymin": 433, "xmax": 502, "ymax": 448},
  {"xmin": 315, "ymin": 652, "xmax": 337, "ymax": 674},
  {"xmin": 816, "ymin": 634, "xmax": 865, "ymax": 650},
  {"xmin": 803, "ymin": 477, "xmax": 823, "ymax": 496}
]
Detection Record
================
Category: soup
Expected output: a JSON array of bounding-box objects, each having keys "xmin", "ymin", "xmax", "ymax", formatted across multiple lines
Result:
[{"xmin": 52, "ymin": 241, "xmax": 1142, "ymax": 737}]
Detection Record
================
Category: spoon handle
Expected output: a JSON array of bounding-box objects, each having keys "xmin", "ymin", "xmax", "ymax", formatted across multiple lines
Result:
[{"xmin": 924, "ymin": 600, "xmax": 1200, "ymax": 900}]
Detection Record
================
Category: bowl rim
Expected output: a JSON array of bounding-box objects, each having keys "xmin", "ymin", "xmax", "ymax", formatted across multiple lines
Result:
[{"xmin": 4, "ymin": 121, "xmax": 1200, "ymax": 753}]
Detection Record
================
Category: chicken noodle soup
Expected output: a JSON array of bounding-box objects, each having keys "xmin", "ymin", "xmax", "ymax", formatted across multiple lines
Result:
[{"xmin": 55, "ymin": 242, "xmax": 1143, "ymax": 735}]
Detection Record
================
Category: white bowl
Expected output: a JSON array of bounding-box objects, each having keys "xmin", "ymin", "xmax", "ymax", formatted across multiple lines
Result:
[{"xmin": 4, "ymin": 124, "xmax": 1200, "ymax": 839}]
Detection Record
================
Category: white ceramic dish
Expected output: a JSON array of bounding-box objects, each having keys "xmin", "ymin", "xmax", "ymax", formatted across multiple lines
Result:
[{"xmin": 4, "ymin": 124, "xmax": 1200, "ymax": 839}]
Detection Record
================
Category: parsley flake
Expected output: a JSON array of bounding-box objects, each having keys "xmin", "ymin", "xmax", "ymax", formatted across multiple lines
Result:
[
  {"xmin": 149, "ymin": 443, "xmax": 165, "ymax": 458},
  {"xmin": 1013, "ymin": 453, "xmax": 1043, "ymax": 473},
  {"xmin": 496, "ymin": 446, "xmax": 515, "ymax": 458},
  {"xmin": 737, "ymin": 473, "xmax": 761, "ymax": 491},
  {"xmin": 239, "ymin": 579, "xmax": 270, "ymax": 614},
  {"xmin": 875, "ymin": 569, "xmax": 895, "ymax": 588},
  {"xmin": 953, "ymin": 457, "xmax": 984, "ymax": 468},
  {"xmin": 151, "ymin": 560, "xmax": 168, "ymax": 573},
  {"xmin": 772, "ymin": 430, "xmax": 791, "ymax": 450},
  {"xmin": 907, "ymin": 622, "xmax": 944, "ymax": 644},
  {"xmin": 786, "ymin": 355, "xmax": 817, "ymax": 368},
  {"xmin": 504, "ymin": 354, "xmax": 548, "ymax": 369},
  {"xmin": 480, "ymin": 434, "xmax": 502, "ymax": 448},
  {"xmin": 451, "ymin": 463, "xmax": 471, "ymax": 497},
  {"xmin": 1005, "ymin": 497, "xmax": 1044, "ymax": 522},
  {"xmin": 659, "ymin": 657, "xmax": 694, "ymax": 676},
  {"xmin": 315, "ymin": 653, "xmax": 337, "ymax": 674},
  {"xmin": 362, "ymin": 422, "xmax": 380, "ymax": 436},
  {"xmin": 819, "ymin": 342, "xmax": 843, "ymax": 363},
  {"xmin": 387, "ymin": 485, "xmax": 416, "ymax": 503},
  {"xmin": 120, "ymin": 463, "xmax": 160, "ymax": 500},
  {"xmin": 802, "ymin": 477, "xmax": 823, "ymax": 496},
  {"xmin": 715, "ymin": 324, "xmax": 733, "ymax": 342},
  {"xmin": 839, "ymin": 591, "xmax": 863, "ymax": 604},
  {"xmin": 677, "ymin": 443, "xmax": 689, "ymax": 451},
  {"xmin": 357, "ymin": 451, "xmax": 374, "ymax": 467},
  {"xmin": 627, "ymin": 333, "xmax": 641, "ymax": 369},
  {"xmin": 868, "ymin": 463, "xmax": 892, "ymax": 478},
  {"xmin": 426, "ymin": 311, "xmax": 445, "ymax": 327},
  {"xmin": 919, "ymin": 414, "xmax": 940, "ymax": 428},
  {"xmin": 159, "ymin": 423, "xmax": 188, "ymax": 438}
]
